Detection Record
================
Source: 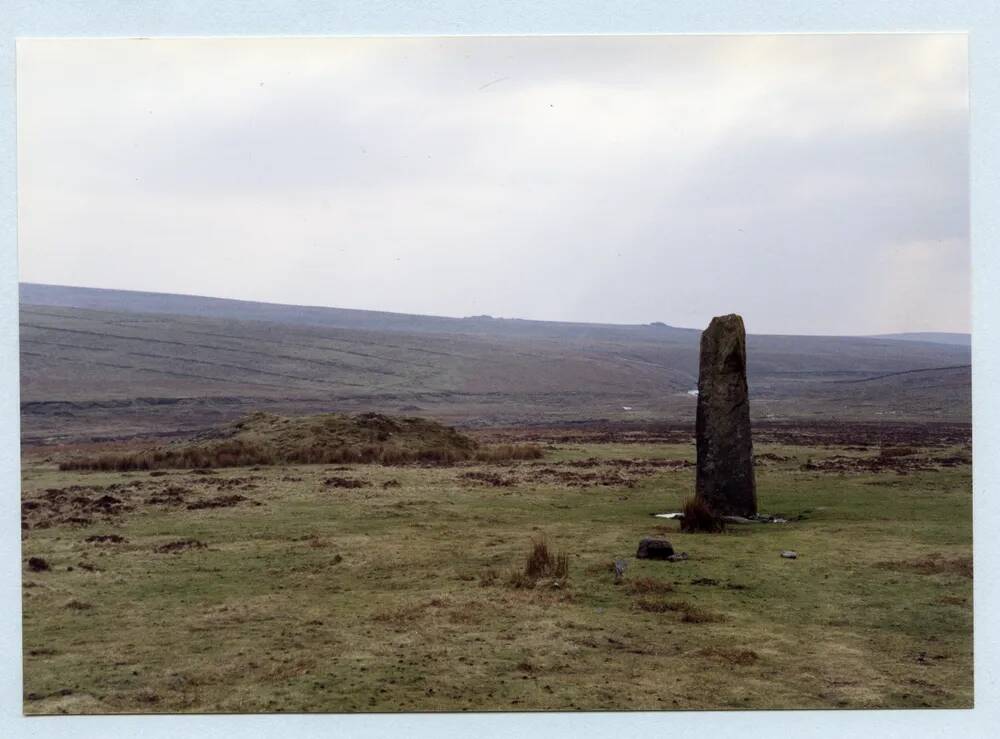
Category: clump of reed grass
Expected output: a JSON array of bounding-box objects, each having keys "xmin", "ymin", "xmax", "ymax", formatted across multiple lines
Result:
[
  {"xmin": 679, "ymin": 496, "xmax": 726, "ymax": 533},
  {"xmin": 507, "ymin": 538, "xmax": 569, "ymax": 588}
]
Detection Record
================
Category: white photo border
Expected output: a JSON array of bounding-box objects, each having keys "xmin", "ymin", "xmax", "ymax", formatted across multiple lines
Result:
[{"xmin": 1, "ymin": 2, "xmax": 996, "ymax": 738}]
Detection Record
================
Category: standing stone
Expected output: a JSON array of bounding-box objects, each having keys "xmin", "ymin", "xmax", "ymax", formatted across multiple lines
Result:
[{"xmin": 695, "ymin": 314, "xmax": 757, "ymax": 517}]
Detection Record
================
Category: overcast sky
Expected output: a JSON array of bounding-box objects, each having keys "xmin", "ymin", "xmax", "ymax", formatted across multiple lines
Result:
[{"xmin": 17, "ymin": 34, "xmax": 968, "ymax": 335}]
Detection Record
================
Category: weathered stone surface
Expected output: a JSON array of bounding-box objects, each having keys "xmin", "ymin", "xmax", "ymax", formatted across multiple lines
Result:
[
  {"xmin": 636, "ymin": 538, "xmax": 675, "ymax": 559},
  {"xmin": 696, "ymin": 314, "xmax": 758, "ymax": 517}
]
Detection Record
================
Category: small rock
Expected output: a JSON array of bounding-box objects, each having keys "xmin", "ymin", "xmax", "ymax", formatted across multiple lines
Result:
[
  {"xmin": 781, "ymin": 550, "xmax": 798, "ymax": 559},
  {"xmin": 667, "ymin": 552, "xmax": 689, "ymax": 562},
  {"xmin": 636, "ymin": 538, "xmax": 675, "ymax": 559}
]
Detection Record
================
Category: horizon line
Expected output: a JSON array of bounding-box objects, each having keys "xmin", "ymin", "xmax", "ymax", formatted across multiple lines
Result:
[{"xmin": 17, "ymin": 281, "xmax": 971, "ymax": 340}]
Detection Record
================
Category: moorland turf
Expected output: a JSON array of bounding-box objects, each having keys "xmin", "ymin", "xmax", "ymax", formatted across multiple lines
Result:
[{"xmin": 21, "ymin": 430, "xmax": 972, "ymax": 712}]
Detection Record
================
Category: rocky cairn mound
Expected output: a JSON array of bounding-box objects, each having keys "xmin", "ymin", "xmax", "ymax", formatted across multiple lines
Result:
[{"xmin": 60, "ymin": 411, "xmax": 541, "ymax": 471}]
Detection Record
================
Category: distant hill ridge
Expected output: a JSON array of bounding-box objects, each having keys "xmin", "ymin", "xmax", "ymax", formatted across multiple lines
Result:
[
  {"xmin": 19, "ymin": 283, "xmax": 697, "ymax": 342},
  {"xmin": 20, "ymin": 283, "xmax": 969, "ymax": 346},
  {"xmin": 868, "ymin": 332, "xmax": 971, "ymax": 347},
  {"xmin": 18, "ymin": 282, "xmax": 971, "ymax": 442}
]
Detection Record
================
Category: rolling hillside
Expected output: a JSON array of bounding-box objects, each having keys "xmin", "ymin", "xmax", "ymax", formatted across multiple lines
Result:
[{"xmin": 19, "ymin": 284, "xmax": 971, "ymax": 443}]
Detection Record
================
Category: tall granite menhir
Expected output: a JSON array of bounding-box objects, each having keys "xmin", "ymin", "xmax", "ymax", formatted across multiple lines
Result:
[{"xmin": 695, "ymin": 314, "xmax": 757, "ymax": 517}]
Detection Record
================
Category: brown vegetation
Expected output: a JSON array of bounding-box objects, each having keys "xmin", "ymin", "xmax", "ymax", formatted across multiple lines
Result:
[
  {"xmin": 473, "ymin": 444, "xmax": 544, "ymax": 462},
  {"xmin": 697, "ymin": 647, "xmax": 759, "ymax": 665},
  {"xmin": 679, "ymin": 497, "xmax": 726, "ymax": 533},
  {"xmin": 626, "ymin": 578, "xmax": 675, "ymax": 595},
  {"xmin": 186, "ymin": 495, "xmax": 247, "ymax": 510},
  {"xmin": 155, "ymin": 539, "xmax": 206, "ymax": 554},
  {"xmin": 323, "ymin": 477, "xmax": 367, "ymax": 489},
  {"xmin": 508, "ymin": 539, "xmax": 569, "ymax": 588},
  {"xmin": 460, "ymin": 471, "xmax": 515, "ymax": 487},
  {"xmin": 58, "ymin": 412, "xmax": 546, "ymax": 471},
  {"xmin": 635, "ymin": 598, "xmax": 725, "ymax": 623},
  {"xmin": 879, "ymin": 555, "xmax": 972, "ymax": 578}
]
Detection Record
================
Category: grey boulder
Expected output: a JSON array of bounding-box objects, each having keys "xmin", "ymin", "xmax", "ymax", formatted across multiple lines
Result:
[{"xmin": 636, "ymin": 538, "xmax": 675, "ymax": 560}]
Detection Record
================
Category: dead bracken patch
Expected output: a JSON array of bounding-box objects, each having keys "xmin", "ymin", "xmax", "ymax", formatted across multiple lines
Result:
[
  {"xmin": 626, "ymin": 578, "xmax": 675, "ymax": 595},
  {"xmin": 879, "ymin": 556, "xmax": 972, "ymax": 578},
  {"xmin": 147, "ymin": 486, "xmax": 189, "ymax": 505},
  {"xmin": 802, "ymin": 453, "xmax": 935, "ymax": 475},
  {"xmin": 525, "ymin": 466, "xmax": 638, "ymax": 488},
  {"xmin": 26, "ymin": 557, "xmax": 50, "ymax": 572},
  {"xmin": 754, "ymin": 452, "xmax": 791, "ymax": 465},
  {"xmin": 85, "ymin": 534, "xmax": 127, "ymax": 544},
  {"xmin": 635, "ymin": 598, "xmax": 725, "ymax": 623},
  {"xmin": 635, "ymin": 598, "xmax": 680, "ymax": 613},
  {"xmin": 561, "ymin": 457, "xmax": 692, "ymax": 471},
  {"xmin": 473, "ymin": 444, "xmax": 544, "ymax": 463},
  {"xmin": 21, "ymin": 483, "xmax": 143, "ymax": 531},
  {"xmin": 697, "ymin": 647, "xmax": 759, "ymax": 665},
  {"xmin": 208, "ymin": 476, "xmax": 261, "ymax": 490},
  {"xmin": 323, "ymin": 476, "xmax": 367, "ymax": 489},
  {"xmin": 155, "ymin": 539, "xmax": 206, "ymax": 554},
  {"xmin": 187, "ymin": 494, "xmax": 247, "ymax": 510},
  {"xmin": 679, "ymin": 607, "xmax": 725, "ymax": 624},
  {"xmin": 460, "ymin": 471, "xmax": 515, "ymax": 487},
  {"xmin": 936, "ymin": 595, "xmax": 968, "ymax": 606},
  {"xmin": 64, "ymin": 599, "xmax": 93, "ymax": 610}
]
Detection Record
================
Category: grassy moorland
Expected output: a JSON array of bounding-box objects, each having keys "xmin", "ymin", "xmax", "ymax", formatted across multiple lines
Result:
[
  {"xmin": 20, "ymin": 287, "xmax": 971, "ymax": 445},
  {"xmin": 20, "ymin": 429, "xmax": 971, "ymax": 713}
]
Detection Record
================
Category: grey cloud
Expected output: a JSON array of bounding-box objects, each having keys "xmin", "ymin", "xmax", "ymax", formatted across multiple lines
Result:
[{"xmin": 17, "ymin": 34, "xmax": 969, "ymax": 334}]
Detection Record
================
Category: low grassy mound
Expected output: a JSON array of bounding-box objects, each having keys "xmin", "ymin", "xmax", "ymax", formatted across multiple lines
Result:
[{"xmin": 59, "ymin": 411, "xmax": 543, "ymax": 471}]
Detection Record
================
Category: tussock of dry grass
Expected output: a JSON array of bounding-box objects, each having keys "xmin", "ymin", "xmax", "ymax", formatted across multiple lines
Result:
[
  {"xmin": 507, "ymin": 539, "xmax": 569, "ymax": 588},
  {"xmin": 626, "ymin": 577, "xmax": 674, "ymax": 595},
  {"xmin": 679, "ymin": 496, "xmax": 726, "ymax": 533}
]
